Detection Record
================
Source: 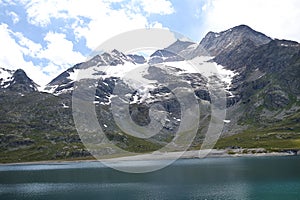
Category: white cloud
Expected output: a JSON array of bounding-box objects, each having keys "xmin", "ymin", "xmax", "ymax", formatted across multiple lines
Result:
[
  {"xmin": 71, "ymin": 0, "xmax": 172, "ymax": 49},
  {"xmin": 73, "ymin": 10, "xmax": 149, "ymax": 50},
  {"xmin": 0, "ymin": 23, "xmax": 48, "ymax": 86},
  {"xmin": 202, "ymin": 0, "xmax": 300, "ymax": 42},
  {"xmin": 0, "ymin": 24, "xmax": 86, "ymax": 86},
  {"xmin": 137, "ymin": 0, "xmax": 175, "ymax": 15},
  {"xmin": 12, "ymin": 31, "xmax": 42, "ymax": 57},
  {"xmin": 35, "ymin": 31, "xmax": 86, "ymax": 80},
  {"xmin": 39, "ymin": 32, "xmax": 85, "ymax": 67},
  {"xmin": 0, "ymin": 0, "xmax": 175, "ymax": 86},
  {"xmin": 201, "ymin": 4, "xmax": 208, "ymax": 12},
  {"xmin": 19, "ymin": 0, "xmax": 174, "ymax": 49},
  {"xmin": 0, "ymin": 0, "xmax": 16, "ymax": 6},
  {"xmin": 195, "ymin": 7, "xmax": 201, "ymax": 19},
  {"xmin": 103, "ymin": 0, "xmax": 125, "ymax": 2},
  {"xmin": 6, "ymin": 11, "xmax": 20, "ymax": 24},
  {"xmin": 22, "ymin": 0, "xmax": 70, "ymax": 27},
  {"xmin": 42, "ymin": 62, "xmax": 62, "ymax": 78},
  {"xmin": 0, "ymin": 24, "xmax": 25, "ymax": 68}
]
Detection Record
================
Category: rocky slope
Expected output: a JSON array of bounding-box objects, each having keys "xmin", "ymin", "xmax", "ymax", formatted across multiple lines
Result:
[
  {"xmin": 1, "ymin": 25, "xmax": 300, "ymax": 163},
  {"xmin": 0, "ymin": 68, "xmax": 38, "ymax": 92}
]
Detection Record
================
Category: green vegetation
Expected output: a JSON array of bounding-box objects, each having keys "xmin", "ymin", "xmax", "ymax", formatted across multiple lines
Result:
[
  {"xmin": 216, "ymin": 130, "xmax": 300, "ymax": 151},
  {"xmin": 216, "ymin": 111, "xmax": 300, "ymax": 151}
]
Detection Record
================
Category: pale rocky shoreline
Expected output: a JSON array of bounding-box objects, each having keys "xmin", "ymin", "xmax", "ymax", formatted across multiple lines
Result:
[
  {"xmin": 101, "ymin": 149, "xmax": 296, "ymax": 162},
  {"xmin": 0, "ymin": 149, "xmax": 297, "ymax": 166}
]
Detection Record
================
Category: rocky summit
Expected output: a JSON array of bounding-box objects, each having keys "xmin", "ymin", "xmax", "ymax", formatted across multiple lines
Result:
[{"xmin": 1, "ymin": 25, "xmax": 300, "ymax": 163}]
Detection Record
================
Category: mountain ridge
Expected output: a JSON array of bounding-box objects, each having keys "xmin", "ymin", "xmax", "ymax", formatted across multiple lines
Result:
[
  {"xmin": 0, "ymin": 68, "xmax": 39, "ymax": 92},
  {"xmin": 1, "ymin": 24, "xmax": 300, "ymax": 163}
]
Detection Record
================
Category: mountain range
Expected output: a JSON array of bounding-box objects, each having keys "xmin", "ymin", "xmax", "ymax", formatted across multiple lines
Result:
[{"xmin": 1, "ymin": 25, "xmax": 300, "ymax": 163}]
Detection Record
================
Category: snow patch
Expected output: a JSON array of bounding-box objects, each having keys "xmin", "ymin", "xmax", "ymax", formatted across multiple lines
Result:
[
  {"xmin": 130, "ymin": 93, "xmax": 139, "ymax": 104},
  {"xmin": 0, "ymin": 68, "xmax": 14, "ymax": 87},
  {"xmin": 214, "ymin": 64, "xmax": 237, "ymax": 89},
  {"xmin": 62, "ymin": 103, "xmax": 69, "ymax": 108},
  {"xmin": 53, "ymin": 87, "xmax": 74, "ymax": 96},
  {"xmin": 164, "ymin": 56, "xmax": 237, "ymax": 90}
]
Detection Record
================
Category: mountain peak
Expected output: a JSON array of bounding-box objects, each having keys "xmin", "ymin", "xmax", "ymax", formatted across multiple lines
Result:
[
  {"xmin": 148, "ymin": 39, "xmax": 197, "ymax": 64},
  {"xmin": 14, "ymin": 69, "xmax": 27, "ymax": 76},
  {"xmin": 8, "ymin": 69, "xmax": 38, "ymax": 92},
  {"xmin": 220, "ymin": 24, "xmax": 261, "ymax": 35},
  {"xmin": 44, "ymin": 49, "xmax": 147, "ymax": 94},
  {"xmin": 198, "ymin": 25, "xmax": 272, "ymax": 56},
  {"xmin": 232, "ymin": 24, "xmax": 253, "ymax": 31},
  {"xmin": 165, "ymin": 39, "xmax": 196, "ymax": 54}
]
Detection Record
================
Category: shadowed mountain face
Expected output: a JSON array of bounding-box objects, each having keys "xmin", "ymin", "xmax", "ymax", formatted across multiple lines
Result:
[
  {"xmin": 1, "ymin": 25, "xmax": 300, "ymax": 163},
  {"xmin": 199, "ymin": 24, "xmax": 272, "ymax": 56},
  {"xmin": 0, "ymin": 69, "xmax": 38, "ymax": 92}
]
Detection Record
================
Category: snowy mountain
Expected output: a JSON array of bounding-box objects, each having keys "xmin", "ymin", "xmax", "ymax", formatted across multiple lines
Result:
[
  {"xmin": 0, "ymin": 68, "xmax": 38, "ymax": 92},
  {"xmin": 1, "ymin": 24, "xmax": 300, "ymax": 162},
  {"xmin": 0, "ymin": 67, "xmax": 14, "ymax": 89},
  {"xmin": 42, "ymin": 40, "xmax": 235, "ymax": 104},
  {"xmin": 43, "ymin": 49, "xmax": 143, "ymax": 95},
  {"xmin": 198, "ymin": 24, "xmax": 272, "ymax": 56},
  {"xmin": 149, "ymin": 39, "xmax": 197, "ymax": 64}
]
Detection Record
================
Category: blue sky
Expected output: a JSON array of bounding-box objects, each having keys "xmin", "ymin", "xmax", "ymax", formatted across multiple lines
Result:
[{"xmin": 0, "ymin": 0, "xmax": 300, "ymax": 86}]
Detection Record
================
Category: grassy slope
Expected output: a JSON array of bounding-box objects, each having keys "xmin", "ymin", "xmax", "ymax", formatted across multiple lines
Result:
[{"xmin": 216, "ymin": 111, "xmax": 300, "ymax": 151}]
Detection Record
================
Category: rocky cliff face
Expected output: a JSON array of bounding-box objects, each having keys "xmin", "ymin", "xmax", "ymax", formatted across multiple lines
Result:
[
  {"xmin": 212, "ymin": 35, "xmax": 300, "ymax": 125},
  {"xmin": 200, "ymin": 27, "xmax": 300, "ymax": 143},
  {"xmin": 0, "ymin": 68, "xmax": 38, "ymax": 92},
  {"xmin": 198, "ymin": 24, "xmax": 272, "ymax": 57},
  {"xmin": 1, "ymin": 25, "xmax": 300, "ymax": 162}
]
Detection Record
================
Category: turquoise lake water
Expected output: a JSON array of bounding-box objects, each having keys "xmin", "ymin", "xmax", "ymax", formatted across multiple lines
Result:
[{"xmin": 0, "ymin": 156, "xmax": 300, "ymax": 200}]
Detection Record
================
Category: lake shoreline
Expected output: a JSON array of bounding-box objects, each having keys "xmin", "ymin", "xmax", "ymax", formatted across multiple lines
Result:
[{"xmin": 0, "ymin": 149, "xmax": 297, "ymax": 166}]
